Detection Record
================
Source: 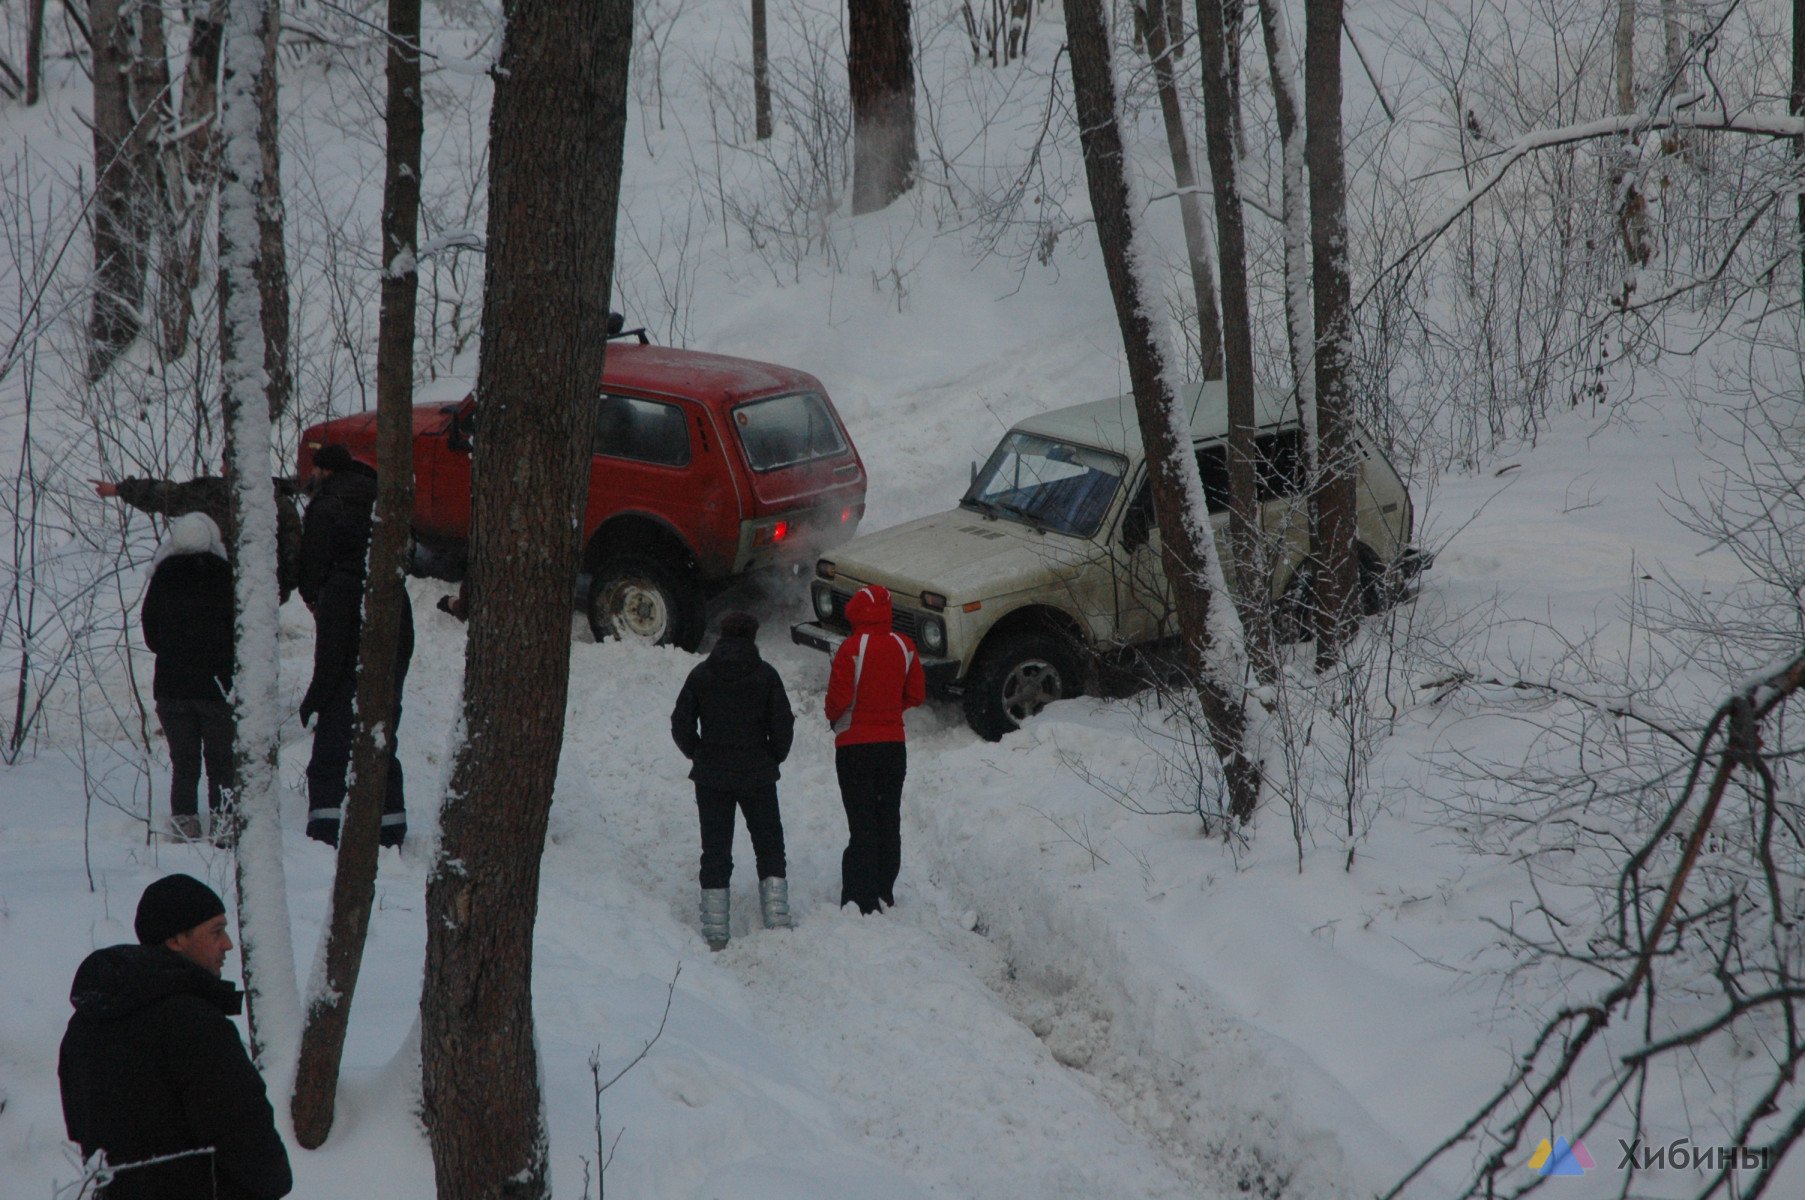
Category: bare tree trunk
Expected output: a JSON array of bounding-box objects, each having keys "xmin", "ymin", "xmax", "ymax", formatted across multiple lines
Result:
[
  {"xmin": 219, "ymin": 0, "xmax": 301, "ymax": 1065},
  {"xmin": 1063, "ymin": 0, "xmax": 1261, "ymax": 822},
  {"xmin": 420, "ymin": 0, "xmax": 633, "ymax": 1194},
  {"xmin": 89, "ymin": 0, "xmax": 149, "ymax": 379},
  {"xmin": 1136, "ymin": 0, "xmax": 1223, "ymax": 381},
  {"xmin": 1256, "ymin": 0, "xmax": 1314, "ymax": 450},
  {"xmin": 160, "ymin": 0, "xmax": 226, "ymax": 361},
  {"xmin": 753, "ymin": 0, "xmax": 772, "ymax": 139},
  {"xmin": 256, "ymin": 0, "xmax": 290, "ymax": 421},
  {"xmin": 290, "ymin": 0, "xmax": 423, "ymax": 1150},
  {"xmin": 26, "ymin": 0, "xmax": 47, "ymax": 104},
  {"xmin": 1795, "ymin": 0, "xmax": 1804, "ymax": 321},
  {"xmin": 1193, "ymin": 0, "xmax": 1270, "ymax": 668},
  {"xmin": 849, "ymin": 0, "xmax": 917, "ymax": 214},
  {"xmin": 1304, "ymin": 0, "xmax": 1359, "ymax": 666}
]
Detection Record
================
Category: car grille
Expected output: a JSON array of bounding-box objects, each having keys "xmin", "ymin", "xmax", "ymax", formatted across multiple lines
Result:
[{"xmin": 822, "ymin": 588, "xmax": 923, "ymax": 641}]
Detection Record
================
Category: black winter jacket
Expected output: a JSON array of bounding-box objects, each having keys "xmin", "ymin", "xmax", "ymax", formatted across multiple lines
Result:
[
  {"xmin": 299, "ymin": 464, "xmax": 413, "ymax": 713},
  {"xmin": 117, "ymin": 476, "xmax": 303, "ymax": 603},
  {"xmin": 142, "ymin": 553, "xmax": 236, "ymax": 702},
  {"xmin": 671, "ymin": 636, "xmax": 796, "ymax": 788},
  {"xmin": 58, "ymin": 945, "xmax": 292, "ymax": 1200}
]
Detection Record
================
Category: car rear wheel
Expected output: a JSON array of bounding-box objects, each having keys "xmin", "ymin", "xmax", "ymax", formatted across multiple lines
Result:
[
  {"xmin": 1273, "ymin": 545, "xmax": 1389, "ymax": 643},
  {"xmin": 587, "ymin": 555, "xmax": 704, "ymax": 651},
  {"xmin": 962, "ymin": 630, "xmax": 1083, "ymax": 742}
]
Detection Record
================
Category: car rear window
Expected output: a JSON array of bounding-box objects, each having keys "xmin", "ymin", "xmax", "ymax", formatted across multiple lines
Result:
[
  {"xmin": 733, "ymin": 392, "xmax": 847, "ymax": 472},
  {"xmin": 593, "ymin": 394, "xmax": 690, "ymax": 466}
]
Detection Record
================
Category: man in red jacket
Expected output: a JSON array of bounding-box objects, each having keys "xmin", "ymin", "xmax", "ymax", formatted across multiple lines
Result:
[{"xmin": 825, "ymin": 584, "xmax": 927, "ymax": 913}]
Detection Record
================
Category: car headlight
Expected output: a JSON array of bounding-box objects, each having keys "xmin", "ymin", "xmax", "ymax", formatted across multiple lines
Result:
[
  {"xmin": 919, "ymin": 616, "xmax": 946, "ymax": 655},
  {"xmin": 813, "ymin": 584, "xmax": 835, "ymax": 620}
]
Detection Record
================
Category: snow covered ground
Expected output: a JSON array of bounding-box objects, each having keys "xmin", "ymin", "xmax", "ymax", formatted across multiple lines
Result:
[{"xmin": 3, "ymin": 0, "xmax": 1800, "ymax": 1197}]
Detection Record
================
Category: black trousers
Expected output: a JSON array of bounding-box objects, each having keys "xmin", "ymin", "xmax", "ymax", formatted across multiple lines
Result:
[
  {"xmin": 696, "ymin": 783, "xmax": 786, "ymax": 889},
  {"xmin": 836, "ymin": 741, "xmax": 907, "ymax": 914},
  {"xmin": 157, "ymin": 697, "xmax": 235, "ymax": 817},
  {"xmin": 305, "ymin": 681, "xmax": 407, "ymax": 848}
]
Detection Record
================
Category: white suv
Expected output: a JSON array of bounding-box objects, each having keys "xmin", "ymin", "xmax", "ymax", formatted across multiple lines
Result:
[{"xmin": 792, "ymin": 383, "xmax": 1428, "ymax": 739}]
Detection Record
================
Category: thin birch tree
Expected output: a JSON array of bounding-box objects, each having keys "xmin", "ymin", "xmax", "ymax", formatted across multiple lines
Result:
[
  {"xmin": 218, "ymin": 0, "xmax": 301, "ymax": 1064},
  {"xmin": 1194, "ymin": 0, "xmax": 1271, "ymax": 666},
  {"xmin": 1135, "ymin": 0, "xmax": 1223, "ymax": 381},
  {"xmin": 1063, "ymin": 0, "xmax": 1262, "ymax": 821},
  {"xmin": 419, "ymin": 0, "xmax": 634, "ymax": 1194},
  {"xmin": 290, "ymin": 0, "xmax": 424, "ymax": 1148}
]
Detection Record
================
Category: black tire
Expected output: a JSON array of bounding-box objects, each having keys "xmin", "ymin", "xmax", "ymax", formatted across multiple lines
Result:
[
  {"xmin": 586, "ymin": 555, "xmax": 704, "ymax": 650},
  {"xmin": 962, "ymin": 629, "xmax": 1084, "ymax": 742},
  {"xmin": 1274, "ymin": 545, "xmax": 1387, "ymax": 643}
]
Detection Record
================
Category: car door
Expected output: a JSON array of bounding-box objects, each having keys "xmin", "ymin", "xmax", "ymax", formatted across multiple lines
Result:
[
  {"xmin": 1109, "ymin": 446, "xmax": 1235, "ymax": 646},
  {"xmin": 585, "ymin": 393, "xmax": 737, "ymax": 575},
  {"xmin": 416, "ymin": 398, "xmax": 475, "ymax": 542}
]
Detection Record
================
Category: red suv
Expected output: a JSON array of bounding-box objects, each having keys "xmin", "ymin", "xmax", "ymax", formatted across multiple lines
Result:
[{"xmin": 300, "ymin": 327, "xmax": 867, "ymax": 650}]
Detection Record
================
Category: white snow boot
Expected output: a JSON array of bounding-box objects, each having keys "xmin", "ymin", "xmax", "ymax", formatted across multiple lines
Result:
[
  {"xmin": 759, "ymin": 877, "xmax": 793, "ymax": 930},
  {"xmin": 700, "ymin": 888, "xmax": 730, "ymax": 951}
]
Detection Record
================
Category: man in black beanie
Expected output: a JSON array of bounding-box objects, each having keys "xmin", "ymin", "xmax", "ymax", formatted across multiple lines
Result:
[{"xmin": 57, "ymin": 874, "xmax": 292, "ymax": 1199}]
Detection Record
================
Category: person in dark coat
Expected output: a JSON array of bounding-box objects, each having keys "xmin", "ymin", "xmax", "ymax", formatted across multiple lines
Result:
[
  {"xmin": 824, "ymin": 584, "xmax": 926, "ymax": 914},
  {"xmin": 58, "ymin": 874, "xmax": 292, "ymax": 1200},
  {"xmin": 670, "ymin": 611, "xmax": 796, "ymax": 948},
  {"xmin": 96, "ymin": 472, "xmax": 304, "ymax": 603},
  {"xmin": 141, "ymin": 513, "xmax": 237, "ymax": 844},
  {"xmin": 298, "ymin": 444, "xmax": 412, "ymax": 848}
]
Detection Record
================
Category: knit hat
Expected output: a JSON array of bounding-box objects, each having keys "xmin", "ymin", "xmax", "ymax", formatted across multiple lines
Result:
[
  {"xmin": 719, "ymin": 611, "xmax": 759, "ymax": 640},
  {"xmin": 313, "ymin": 444, "xmax": 356, "ymax": 473},
  {"xmin": 152, "ymin": 512, "xmax": 227, "ymax": 567},
  {"xmin": 134, "ymin": 873, "xmax": 227, "ymax": 946}
]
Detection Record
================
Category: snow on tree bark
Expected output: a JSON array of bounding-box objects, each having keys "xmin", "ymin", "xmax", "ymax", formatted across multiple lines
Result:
[
  {"xmin": 1062, "ymin": 0, "xmax": 1263, "ymax": 821},
  {"xmin": 1194, "ymin": 0, "xmax": 1271, "ymax": 667},
  {"xmin": 1256, "ymin": 0, "xmax": 1315, "ymax": 472},
  {"xmin": 218, "ymin": 0, "xmax": 301, "ymax": 1066}
]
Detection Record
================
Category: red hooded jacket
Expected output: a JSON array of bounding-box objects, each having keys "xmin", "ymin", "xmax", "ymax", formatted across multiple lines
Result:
[{"xmin": 825, "ymin": 585, "xmax": 927, "ymax": 747}]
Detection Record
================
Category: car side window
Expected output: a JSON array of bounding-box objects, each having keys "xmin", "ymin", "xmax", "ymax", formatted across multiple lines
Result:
[
  {"xmin": 593, "ymin": 394, "xmax": 690, "ymax": 467},
  {"xmin": 1194, "ymin": 446, "xmax": 1230, "ymax": 514}
]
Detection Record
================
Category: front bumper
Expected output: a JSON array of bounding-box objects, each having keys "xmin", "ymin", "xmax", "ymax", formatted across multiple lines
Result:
[{"xmin": 790, "ymin": 621, "xmax": 963, "ymax": 696}]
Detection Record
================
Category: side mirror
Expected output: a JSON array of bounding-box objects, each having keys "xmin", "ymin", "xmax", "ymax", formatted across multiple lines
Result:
[{"xmin": 969, "ymin": 460, "xmax": 977, "ymax": 485}]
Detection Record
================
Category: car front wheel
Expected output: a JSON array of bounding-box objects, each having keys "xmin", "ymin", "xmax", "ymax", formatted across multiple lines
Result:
[
  {"xmin": 961, "ymin": 630, "xmax": 1083, "ymax": 741},
  {"xmin": 587, "ymin": 555, "xmax": 704, "ymax": 651}
]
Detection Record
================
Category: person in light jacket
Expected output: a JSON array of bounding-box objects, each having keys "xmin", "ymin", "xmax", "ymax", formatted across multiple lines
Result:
[
  {"xmin": 824, "ymin": 584, "xmax": 926, "ymax": 914},
  {"xmin": 671, "ymin": 611, "xmax": 796, "ymax": 949}
]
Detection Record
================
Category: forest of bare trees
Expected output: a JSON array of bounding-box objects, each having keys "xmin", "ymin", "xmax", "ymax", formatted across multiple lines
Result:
[{"xmin": 3, "ymin": 0, "xmax": 1804, "ymax": 1193}]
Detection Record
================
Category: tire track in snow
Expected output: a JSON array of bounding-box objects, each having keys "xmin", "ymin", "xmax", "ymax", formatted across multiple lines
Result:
[{"xmin": 558, "ymin": 640, "xmax": 1218, "ymax": 1200}]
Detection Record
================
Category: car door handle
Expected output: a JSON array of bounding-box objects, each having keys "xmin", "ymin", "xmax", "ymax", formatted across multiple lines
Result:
[{"xmin": 833, "ymin": 463, "xmax": 858, "ymax": 476}]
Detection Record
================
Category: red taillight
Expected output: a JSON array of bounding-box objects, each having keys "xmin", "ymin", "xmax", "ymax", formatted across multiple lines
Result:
[
  {"xmin": 840, "ymin": 506, "xmax": 852, "ymax": 523},
  {"xmin": 773, "ymin": 521, "xmax": 789, "ymax": 542},
  {"xmin": 753, "ymin": 521, "xmax": 791, "ymax": 547}
]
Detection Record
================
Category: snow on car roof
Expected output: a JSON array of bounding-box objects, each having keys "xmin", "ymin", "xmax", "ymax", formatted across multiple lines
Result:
[{"xmin": 1011, "ymin": 381, "xmax": 1297, "ymax": 458}]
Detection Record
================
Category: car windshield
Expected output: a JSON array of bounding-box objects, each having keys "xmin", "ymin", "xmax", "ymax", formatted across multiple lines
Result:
[
  {"xmin": 962, "ymin": 431, "xmax": 1125, "ymax": 537},
  {"xmin": 733, "ymin": 391, "xmax": 848, "ymax": 471}
]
